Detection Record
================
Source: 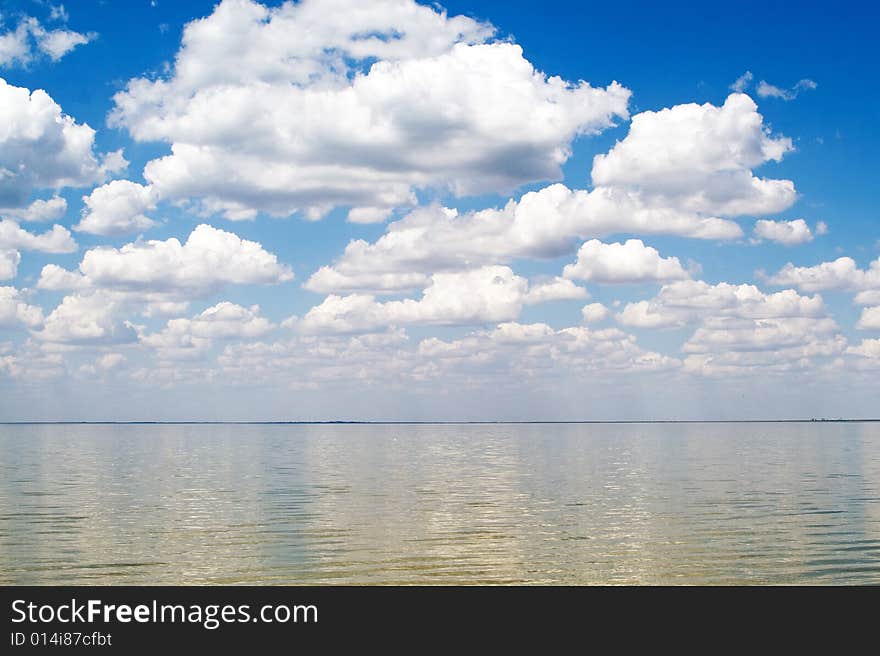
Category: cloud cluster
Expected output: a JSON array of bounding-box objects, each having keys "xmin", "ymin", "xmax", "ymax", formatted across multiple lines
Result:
[
  {"xmin": 142, "ymin": 302, "xmax": 274, "ymax": 359},
  {"xmin": 109, "ymin": 0, "xmax": 630, "ymax": 220},
  {"xmin": 306, "ymin": 93, "xmax": 793, "ymax": 295},
  {"xmin": 299, "ymin": 266, "xmax": 530, "ymax": 333},
  {"xmin": 617, "ymin": 279, "xmax": 843, "ymax": 376}
]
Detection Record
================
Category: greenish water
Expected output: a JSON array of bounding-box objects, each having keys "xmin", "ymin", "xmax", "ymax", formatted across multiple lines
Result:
[{"xmin": 1, "ymin": 422, "xmax": 879, "ymax": 585}]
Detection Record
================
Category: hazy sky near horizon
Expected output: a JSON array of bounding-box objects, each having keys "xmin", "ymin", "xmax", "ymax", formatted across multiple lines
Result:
[{"xmin": 0, "ymin": 0, "xmax": 878, "ymax": 421}]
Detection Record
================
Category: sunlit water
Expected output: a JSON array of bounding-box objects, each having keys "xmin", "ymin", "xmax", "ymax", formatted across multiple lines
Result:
[{"xmin": 1, "ymin": 422, "xmax": 879, "ymax": 585}]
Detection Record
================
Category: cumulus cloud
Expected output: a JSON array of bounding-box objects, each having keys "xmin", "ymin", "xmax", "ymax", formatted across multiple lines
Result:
[
  {"xmin": 0, "ymin": 196, "xmax": 67, "ymax": 222},
  {"xmin": 37, "ymin": 224, "xmax": 293, "ymax": 303},
  {"xmin": 299, "ymin": 266, "xmax": 530, "ymax": 334},
  {"xmin": 581, "ymin": 302, "xmax": 610, "ymax": 323},
  {"xmin": 0, "ymin": 286, "xmax": 43, "ymax": 328},
  {"xmin": 0, "ymin": 249, "xmax": 20, "ymax": 280},
  {"xmin": 756, "ymin": 78, "xmax": 817, "ymax": 101},
  {"xmin": 847, "ymin": 339, "xmax": 880, "ymax": 359},
  {"xmin": 523, "ymin": 277, "xmax": 588, "ymax": 304},
  {"xmin": 766, "ymin": 256, "xmax": 880, "ymax": 293},
  {"xmin": 142, "ymin": 302, "xmax": 274, "ymax": 359},
  {"xmin": 75, "ymin": 180, "xmax": 158, "ymax": 236},
  {"xmin": 306, "ymin": 94, "xmax": 792, "ymax": 296},
  {"xmin": 563, "ymin": 239, "xmax": 690, "ymax": 284},
  {"xmin": 305, "ymin": 186, "xmax": 740, "ymax": 295},
  {"xmin": 752, "ymin": 219, "xmax": 819, "ymax": 246},
  {"xmin": 0, "ymin": 78, "xmax": 125, "ymax": 207},
  {"xmin": 109, "ymin": 0, "xmax": 630, "ymax": 221},
  {"xmin": 856, "ymin": 306, "xmax": 880, "ymax": 330},
  {"xmin": 34, "ymin": 292, "xmax": 138, "ymax": 345},
  {"xmin": 592, "ymin": 93, "xmax": 795, "ymax": 217},
  {"xmin": 617, "ymin": 279, "xmax": 842, "ymax": 376},
  {"xmin": 0, "ymin": 219, "xmax": 76, "ymax": 253},
  {"xmin": 0, "ymin": 15, "xmax": 95, "ymax": 67},
  {"xmin": 617, "ymin": 279, "xmax": 825, "ymax": 328}
]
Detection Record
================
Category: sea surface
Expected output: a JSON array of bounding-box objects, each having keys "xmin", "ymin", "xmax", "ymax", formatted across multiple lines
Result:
[{"xmin": 1, "ymin": 422, "xmax": 879, "ymax": 585}]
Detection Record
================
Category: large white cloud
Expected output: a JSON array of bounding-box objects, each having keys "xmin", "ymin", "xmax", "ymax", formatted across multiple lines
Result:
[
  {"xmin": 592, "ymin": 93, "xmax": 795, "ymax": 217},
  {"xmin": 563, "ymin": 239, "xmax": 690, "ymax": 284},
  {"xmin": 306, "ymin": 93, "xmax": 793, "ymax": 296},
  {"xmin": 0, "ymin": 78, "xmax": 124, "ymax": 207},
  {"xmin": 37, "ymin": 224, "xmax": 293, "ymax": 301},
  {"xmin": 109, "ymin": 0, "xmax": 630, "ymax": 220}
]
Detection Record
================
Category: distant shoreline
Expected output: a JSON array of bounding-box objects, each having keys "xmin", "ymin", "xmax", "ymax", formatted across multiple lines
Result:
[{"xmin": 1, "ymin": 419, "xmax": 879, "ymax": 426}]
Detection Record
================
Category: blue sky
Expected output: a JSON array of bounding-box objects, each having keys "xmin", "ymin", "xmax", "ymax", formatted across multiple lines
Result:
[{"xmin": 0, "ymin": 0, "xmax": 878, "ymax": 420}]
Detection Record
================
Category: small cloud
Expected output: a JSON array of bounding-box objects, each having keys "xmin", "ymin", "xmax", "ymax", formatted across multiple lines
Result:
[
  {"xmin": 757, "ymin": 78, "xmax": 817, "ymax": 101},
  {"xmin": 730, "ymin": 70, "xmax": 753, "ymax": 92}
]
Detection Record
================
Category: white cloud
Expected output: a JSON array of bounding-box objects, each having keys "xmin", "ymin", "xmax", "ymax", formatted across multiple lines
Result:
[
  {"xmin": 300, "ymin": 266, "xmax": 530, "ymax": 334},
  {"xmin": 618, "ymin": 280, "xmax": 825, "ymax": 328},
  {"xmin": 38, "ymin": 224, "xmax": 293, "ymax": 300},
  {"xmin": 75, "ymin": 180, "xmax": 158, "ymax": 236},
  {"xmin": 523, "ymin": 277, "xmax": 588, "ymax": 305},
  {"xmin": 0, "ymin": 196, "xmax": 67, "ymax": 222},
  {"xmin": 616, "ymin": 278, "xmax": 841, "ymax": 376},
  {"xmin": 0, "ymin": 78, "xmax": 124, "ymax": 207},
  {"xmin": 35, "ymin": 292, "xmax": 138, "ymax": 345},
  {"xmin": 581, "ymin": 302, "xmax": 609, "ymax": 323},
  {"xmin": 847, "ymin": 339, "xmax": 880, "ymax": 359},
  {"xmin": 592, "ymin": 93, "xmax": 795, "ymax": 217},
  {"xmin": 305, "ymin": 185, "xmax": 741, "ymax": 295},
  {"xmin": 563, "ymin": 239, "xmax": 690, "ymax": 284},
  {"xmin": 0, "ymin": 219, "xmax": 76, "ymax": 253},
  {"xmin": 142, "ymin": 302, "xmax": 274, "ymax": 359},
  {"xmin": 729, "ymin": 71, "xmax": 753, "ymax": 93},
  {"xmin": 766, "ymin": 256, "xmax": 880, "ymax": 292},
  {"xmin": 306, "ymin": 94, "xmax": 793, "ymax": 296},
  {"xmin": 0, "ymin": 15, "xmax": 94, "ymax": 67},
  {"xmin": 96, "ymin": 352, "xmax": 125, "ymax": 370},
  {"xmin": 109, "ymin": 0, "xmax": 630, "ymax": 220},
  {"xmin": 417, "ymin": 321, "xmax": 680, "ymax": 378},
  {"xmin": 0, "ymin": 249, "xmax": 20, "ymax": 280},
  {"xmin": 856, "ymin": 306, "xmax": 880, "ymax": 330},
  {"xmin": 0, "ymin": 286, "xmax": 43, "ymax": 328},
  {"xmin": 753, "ymin": 218, "xmax": 816, "ymax": 246},
  {"xmin": 756, "ymin": 78, "xmax": 817, "ymax": 101}
]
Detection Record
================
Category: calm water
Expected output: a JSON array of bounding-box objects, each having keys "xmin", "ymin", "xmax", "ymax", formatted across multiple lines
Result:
[{"xmin": 1, "ymin": 422, "xmax": 879, "ymax": 585}]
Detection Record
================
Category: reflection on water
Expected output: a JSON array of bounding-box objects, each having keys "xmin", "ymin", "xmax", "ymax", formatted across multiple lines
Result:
[{"xmin": 1, "ymin": 422, "xmax": 879, "ymax": 584}]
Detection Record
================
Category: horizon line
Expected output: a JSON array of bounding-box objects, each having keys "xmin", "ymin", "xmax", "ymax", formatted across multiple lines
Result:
[{"xmin": 1, "ymin": 419, "xmax": 879, "ymax": 426}]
